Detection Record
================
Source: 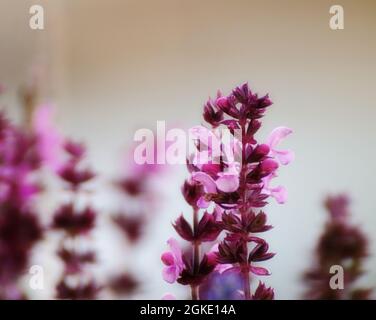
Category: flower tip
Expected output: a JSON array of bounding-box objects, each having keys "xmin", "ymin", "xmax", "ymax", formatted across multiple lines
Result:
[
  {"xmin": 161, "ymin": 252, "xmax": 173, "ymax": 266},
  {"xmin": 215, "ymin": 96, "xmax": 228, "ymax": 108}
]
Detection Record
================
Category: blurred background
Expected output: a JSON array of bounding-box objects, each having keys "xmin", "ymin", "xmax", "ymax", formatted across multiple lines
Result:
[{"xmin": 0, "ymin": 0, "xmax": 375, "ymax": 299}]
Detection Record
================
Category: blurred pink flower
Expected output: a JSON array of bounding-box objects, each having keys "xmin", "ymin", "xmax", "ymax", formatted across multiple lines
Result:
[
  {"xmin": 32, "ymin": 104, "xmax": 64, "ymax": 172},
  {"xmin": 161, "ymin": 238, "xmax": 184, "ymax": 284},
  {"xmin": 0, "ymin": 112, "xmax": 43, "ymax": 299},
  {"xmin": 266, "ymin": 127, "xmax": 294, "ymax": 165}
]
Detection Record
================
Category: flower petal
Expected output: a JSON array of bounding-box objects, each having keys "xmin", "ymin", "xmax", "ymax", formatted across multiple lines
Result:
[
  {"xmin": 266, "ymin": 127, "xmax": 293, "ymax": 149},
  {"xmin": 215, "ymin": 173, "xmax": 239, "ymax": 192},
  {"xmin": 192, "ymin": 172, "xmax": 217, "ymax": 193},
  {"xmin": 32, "ymin": 104, "xmax": 64, "ymax": 171},
  {"xmin": 274, "ymin": 149, "xmax": 295, "ymax": 166},
  {"xmin": 167, "ymin": 238, "xmax": 183, "ymax": 268},
  {"xmin": 161, "ymin": 252, "xmax": 174, "ymax": 266},
  {"xmin": 250, "ymin": 266, "xmax": 270, "ymax": 276},
  {"xmin": 197, "ymin": 196, "xmax": 210, "ymax": 209},
  {"xmin": 271, "ymin": 185, "xmax": 288, "ymax": 204},
  {"xmin": 162, "ymin": 266, "xmax": 178, "ymax": 283}
]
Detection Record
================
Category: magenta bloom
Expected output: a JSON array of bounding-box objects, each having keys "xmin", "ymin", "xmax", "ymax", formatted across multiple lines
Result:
[
  {"xmin": 266, "ymin": 127, "xmax": 294, "ymax": 165},
  {"xmin": 262, "ymin": 173, "xmax": 288, "ymax": 204},
  {"xmin": 0, "ymin": 112, "xmax": 43, "ymax": 299},
  {"xmin": 49, "ymin": 132, "xmax": 99, "ymax": 299},
  {"xmin": 161, "ymin": 238, "xmax": 184, "ymax": 283},
  {"xmin": 193, "ymin": 169, "xmax": 239, "ymax": 194},
  {"xmin": 32, "ymin": 104, "xmax": 64, "ymax": 172},
  {"xmin": 199, "ymin": 83, "xmax": 291, "ymax": 299},
  {"xmin": 163, "ymin": 82, "xmax": 293, "ymax": 300},
  {"xmin": 303, "ymin": 194, "xmax": 372, "ymax": 300}
]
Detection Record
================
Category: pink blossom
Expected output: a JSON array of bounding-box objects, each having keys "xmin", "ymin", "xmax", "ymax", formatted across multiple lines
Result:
[
  {"xmin": 189, "ymin": 125, "xmax": 241, "ymax": 208},
  {"xmin": 266, "ymin": 127, "xmax": 294, "ymax": 165},
  {"xmin": 161, "ymin": 238, "xmax": 184, "ymax": 284},
  {"xmin": 262, "ymin": 173, "xmax": 288, "ymax": 204},
  {"xmin": 216, "ymin": 162, "xmax": 240, "ymax": 192},
  {"xmin": 165, "ymin": 83, "xmax": 293, "ymax": 300},
  {"xmin": 192, "ymin": 169, "xmax": 239, "ymax": 208},
  {"xmin": 32, "ymin": 104, "xmax": 64, "ymax": 172},
  {"xmin": 192, "ymin": 170, "xmax": 239, "ymax": 194}
]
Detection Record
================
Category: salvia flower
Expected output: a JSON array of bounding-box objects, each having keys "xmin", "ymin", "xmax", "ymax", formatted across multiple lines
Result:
[
  {"xmin": 162, "ymin": 82, "xmax": 293, "ymax": 300},
  {"xmin": 161, "ymin": 238, "xmax": 185, "ymax": 284},
  {"xmin": 51, "ymin": 138, "xmax": 99, "ymax": 299},
  {"xmin": 52, "ymin": 204, "xmax": 96, "ymax": 236},
  {"xmin": 32, "ymin": 104, "xmax": 64, "ymax": 172},
  {"xmin": 266, "ymin": 127, "xmax": 294, "ymax": 165},
  {"xmin": 108, "ymin": 273, "xmax": 139, "ymax": 296},
  {"xmin": 113, "ymin": 143, "xmax": 165, "ymax": 243},
  {"xmin": 303, "ymin": 194, "xmax": 372, "ymax": 300},
  {"xmin": 0, "ymin": 112, "xmax": 43, "ymax": 299},
  {"xmin": 108, "ymin": 141, "xmax": 166, "ymax": 298},
  {"xmin": 56, "ymin": 281, "xmax": 101, "ymax": 300},
  {"xmin": 34, "ymin": 104, "xmax": 100, "ymax": 300}
]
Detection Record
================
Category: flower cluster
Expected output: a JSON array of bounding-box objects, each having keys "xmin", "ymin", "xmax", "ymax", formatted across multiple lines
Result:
[
  {"xmin": 52, "ymin": 140, "xmax": 100, "ymax": 299},
  {"xmin": 33, "ymin": 105, "xmax": 100, "ymax": 299},
  {"xmin": 162, "ymin": 83, "xmax": 293, "ymax": 299},
  {"xmin": 303, "ymin": 194, "xmax": 373, "ymax": 300},
  {"xmin": 0, "ymin": 112, "xmax": 43, "ymax": 299},
  {"xmin": 108, "ymin": 145, "xmax": 165, "ymax": 297},
  {"xmin": 112, "ymin": 158, "xmax": 162, "ymax": 243}
]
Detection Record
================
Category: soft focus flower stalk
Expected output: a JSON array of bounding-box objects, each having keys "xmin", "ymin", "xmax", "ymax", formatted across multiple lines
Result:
[
  {"xmin": 51, "ymin": 140, "xmax": 99, "ymax": 299},
  {"xmin": 108, "ymin": 147, "xmax": 165, "ymax": 297},
  {"xmin": 33, "ymin": 105, "xmax": 99, "ymax": 299},
  {"xmin": 303, "ymin": 194, "xmax": 373, "ymax": 299},
  {"xmin": 162, "ymin": 83, "xmax": 293, "ymax": 300},
  {"xmin": 212, "ymin": 83, "xmax": 293, "ymax": 300},
  {"xmin": 0, "ymin": 110, "xmax": 43, "ymax": 299}
]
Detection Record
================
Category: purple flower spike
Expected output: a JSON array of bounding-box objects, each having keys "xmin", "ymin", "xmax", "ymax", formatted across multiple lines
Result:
[
  {"xmin": 0, "ymin": 112, "xmax": 43, "ymax": 299},
  {"xmin": 163, "ymin": 83, "xmax": 293, "ymax": 300},
  {"xmin": 303, "ymin": 194, "xmax": 373, "ymax": 300}
]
